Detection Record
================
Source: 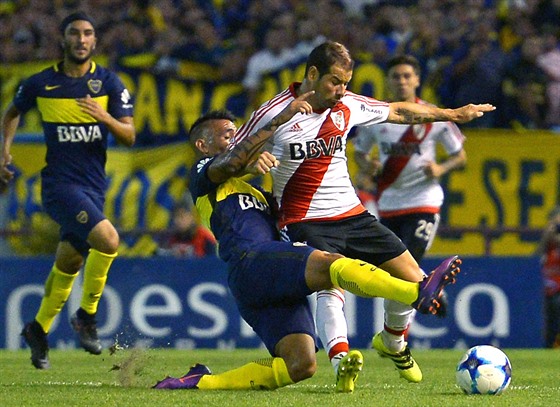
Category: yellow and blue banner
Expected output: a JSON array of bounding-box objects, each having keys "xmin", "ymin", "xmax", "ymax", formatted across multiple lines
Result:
[{"xmin": 1, "ymin": 60, "xmax": 559, "ymax": 256}]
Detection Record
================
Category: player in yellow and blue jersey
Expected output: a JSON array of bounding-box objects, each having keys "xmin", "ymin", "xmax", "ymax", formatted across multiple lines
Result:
[
  {"xmin": 152, "ymin": 93, "xmax": 461, "ymax": 392},
  {"xmin": 0, "ymin": 12, "xmax": 135, "ymax": 369}
]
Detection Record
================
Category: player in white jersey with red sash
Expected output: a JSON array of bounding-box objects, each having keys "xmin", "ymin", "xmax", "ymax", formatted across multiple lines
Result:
[
  {"xmin": 234, "ymin": 41, "xmax": 493, "ymax": 389},
  {"xmin": 353, "ymin": 55, "xmax": 467, "ymax": 262},
  {"xmin": 238, "ymin": 84, "xmax": 389, "ymax": 228}
]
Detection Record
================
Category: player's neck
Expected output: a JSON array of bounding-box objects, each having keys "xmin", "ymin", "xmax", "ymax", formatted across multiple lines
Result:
[{"xmin": 62, "ymin": 59, "xmax": 92, "ymax": 78}]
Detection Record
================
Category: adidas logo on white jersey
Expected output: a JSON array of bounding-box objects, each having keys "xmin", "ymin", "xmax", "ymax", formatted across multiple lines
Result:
[{"xmin": 288, "ymin": 122, "xmax": 303, "ymax": 132}]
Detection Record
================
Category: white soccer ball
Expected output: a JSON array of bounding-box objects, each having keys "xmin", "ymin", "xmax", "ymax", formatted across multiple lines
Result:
[{"xmin": 455, "ymin": 345, "xmax": 512, "ymax": 395}]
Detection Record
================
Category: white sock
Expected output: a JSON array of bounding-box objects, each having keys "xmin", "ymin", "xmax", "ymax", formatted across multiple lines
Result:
[
  {"xmin": 316, "ymin": 288, "xmax": 348, "ymax": 375},
  {"xmin": 330, "ymin": 352, "xmax": 347, "ymax": 374},
  {"xmin": 381, "ymin": 330, "xmax": 406, "ymax": 353},
  {"xmin": 383, "ymin": 299, "xmax": 416, "ymax": 353}
]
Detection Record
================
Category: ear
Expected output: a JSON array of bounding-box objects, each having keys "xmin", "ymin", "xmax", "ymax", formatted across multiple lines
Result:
[
  {"xmin": 308, "ymin": 66, "xmax": 319, "ymax": 81},
  {"xmin": 194, "ymin": 138, "xmax": 207, "ymax": 154}
]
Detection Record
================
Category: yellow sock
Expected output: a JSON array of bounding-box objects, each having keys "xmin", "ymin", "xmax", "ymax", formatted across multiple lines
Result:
[
  {"xmin": 35, "ymin": 264, "xmax": 78, "ymax": 333},
  {"xmin": 80, "ymin": 249, "xmax": 117, "ymax": 315},
  {"xmin": 330, "ymin": 258, "xmax": 419, "ymax": 304},
  {"xmin": 198, "ymin": 357, "xmax": 294, "ymax": 390}
]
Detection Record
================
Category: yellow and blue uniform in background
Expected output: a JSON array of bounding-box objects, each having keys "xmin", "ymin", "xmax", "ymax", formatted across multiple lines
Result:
[{"xmin": 12, "ymin": 61, "xmax": 133, "ymax": 254}]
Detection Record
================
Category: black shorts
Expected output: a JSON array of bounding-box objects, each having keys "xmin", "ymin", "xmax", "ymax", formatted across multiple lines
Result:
[
  {"xmin": 381, "ymin": 213, "xmax": 440, "ymax": 262},
  {"xmin": 285, "ymin": 212, "xmax": 406, "ymax": 265}
]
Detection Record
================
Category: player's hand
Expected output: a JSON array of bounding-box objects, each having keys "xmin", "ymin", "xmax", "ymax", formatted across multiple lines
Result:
[
  {"xmin": 0, "ymin": 153, "xmax": 14, "ymax": 184},
  {"xmin": 76, "ymin": 94, "xmax": 110, "ymax": 123},
  {"xmin": 423, "ymin": 161, "xmax": 443, "ymax": 178},
  {"xmin": 275, "ymin": 91, "xmax": 315, "ymax": 125},
  {"xmin": 248, "ymin": 151, "xmax": 279, "ymax": 175},
  {"xmin": 453, "ymin": 104, "xmax": 496, "ymax": 123}
]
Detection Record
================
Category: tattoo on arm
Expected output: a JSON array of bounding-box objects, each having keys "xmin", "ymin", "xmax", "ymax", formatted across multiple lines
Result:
[
  {"xmin": 400, "ymin": 110, "xmax": 433, "ymax": 124},
  {"xmin": 261, "ymin": 116, "xmax": 282, "ymax": 133},
  {"xmin": 392, "ymin": 102, "xmax": 452, "ymax": 124},
  {"xmin": 212, "ymin": 116, "xmax": 282, "ymax": 177},
  {"xmin": 226, "ymin": 138, "xmax": 262, "ymax": 166}
]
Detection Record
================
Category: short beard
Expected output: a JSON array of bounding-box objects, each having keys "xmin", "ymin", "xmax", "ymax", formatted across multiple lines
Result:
[
  {"xmin": 67, "ymin": 53, "xmax": 91, "ymax": 65},
  {"xmin": 64, "ymin": 42, "xmax": 92, "ymax": 65}
]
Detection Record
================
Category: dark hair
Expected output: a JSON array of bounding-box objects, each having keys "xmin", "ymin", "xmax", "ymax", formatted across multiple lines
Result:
[
  {"xmin": 60, "ymin": 12, "xmax": 96, "ymax": 35},
  {"xmin": 387, "ymin": 55, "xmax": 421, "ymax": 76},
  {"xmin": 189, "ymin": 109, "xmax": 237, "ymax": 140},
  {"xmin": 305, "ymin": 41, "xmax": 354, "ymax": 77}
]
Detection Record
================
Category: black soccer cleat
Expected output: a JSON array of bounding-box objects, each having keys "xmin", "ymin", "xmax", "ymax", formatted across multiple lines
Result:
[
  {"xmin": 21, "ymin": 321, "xmax": 51, "ymax": 369},
  {"xmin": 71, "ymin": 311, "xmax": 102, "ymax": 355}
]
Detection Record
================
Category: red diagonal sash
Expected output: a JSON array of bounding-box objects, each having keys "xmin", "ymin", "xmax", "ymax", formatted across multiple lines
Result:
[{"xmin": 376, "ymin": 123, "xmax": 432, "ymax": 199}]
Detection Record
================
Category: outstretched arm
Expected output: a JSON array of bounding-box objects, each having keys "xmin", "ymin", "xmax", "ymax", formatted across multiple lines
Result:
[
  {"xmin": 207, "ymin": 91, "xmax": 314, "ymax": 183},
  {"xmin": 387, "ymin": 102, "xmax": 495, "ymax": 124}
]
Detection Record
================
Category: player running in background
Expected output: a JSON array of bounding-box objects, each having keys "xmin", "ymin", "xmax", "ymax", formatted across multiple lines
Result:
[
  {"xmin": 233, "ymin": 41, "xmax": 493, "ymax": 385},
  {"xmin": 153, "ymin": 94, "xmax": 461, "ymax": 392},
  {"xmin": 0, "ymin": 12, "xmax": 135, "ymax": 369},
  {"xmin": 353, "ymin": 55, "xmax": 467, "ymax": 264}
]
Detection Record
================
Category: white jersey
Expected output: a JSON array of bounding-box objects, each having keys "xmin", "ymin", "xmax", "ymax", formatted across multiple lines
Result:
[
  {"xmin": 235, "ymin": 82, "xmax": 390, "ymax": 227},
  {"xmin": 352, "ymin": 98, "xmax": 465, "ymax": 217}
]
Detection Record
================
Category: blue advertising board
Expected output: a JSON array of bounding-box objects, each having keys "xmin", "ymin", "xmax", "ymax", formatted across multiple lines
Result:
[{"xmin": 0, "ymin": 256, "xmax": 543, "ymax": 350}]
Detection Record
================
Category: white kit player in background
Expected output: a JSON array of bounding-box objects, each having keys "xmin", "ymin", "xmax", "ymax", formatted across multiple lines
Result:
[
  {"xmin": 353, "ymin": 54, "xmax": 467, "ymax": 263},
  {"xmin": 234, "ymin": 42, "xmax": 493, "ymax": 389}
]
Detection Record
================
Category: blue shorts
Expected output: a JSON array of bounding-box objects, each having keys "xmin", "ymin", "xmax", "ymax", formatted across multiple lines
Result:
[
  {"xmin": 41, "ymin": 183, "xmax": 106, "ymax": 256},
  {"xmin": 227, "ymin": 241, "xmax": 317, "ymax": 356}
]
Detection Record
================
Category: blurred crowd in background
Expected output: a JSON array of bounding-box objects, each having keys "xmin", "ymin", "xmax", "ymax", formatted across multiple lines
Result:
[
  {"xmin": 0, "ymin": 0, "xmax": 559, "ymax": 262},
  {"xmin": 1, "ymin": 0, "xmax": 560, "ymax": 130}
]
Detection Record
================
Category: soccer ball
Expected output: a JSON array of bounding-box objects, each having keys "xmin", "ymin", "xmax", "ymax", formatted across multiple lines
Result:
[{"xmin": 455, "ymin": 345, "xmax": 512, "ymax": 395}]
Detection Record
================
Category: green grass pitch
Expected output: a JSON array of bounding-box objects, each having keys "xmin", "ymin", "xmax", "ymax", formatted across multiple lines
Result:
[{"xmin": 1, "ymin": 348, "xmax": 559, "ymax": 406}]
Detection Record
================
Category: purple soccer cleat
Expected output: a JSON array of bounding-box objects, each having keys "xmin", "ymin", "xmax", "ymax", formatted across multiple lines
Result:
[
  {"xmin": 413, "ymin": 255, "xmax": 461, "ymax": 315},
  {"xmin": 152, "ymin": 363, "xmax": 212, "ymax": 389}
]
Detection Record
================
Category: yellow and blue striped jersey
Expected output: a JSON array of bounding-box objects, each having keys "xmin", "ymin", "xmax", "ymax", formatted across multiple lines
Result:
[
  {"xmin": 13, "ymin": 61, "xmax": 133, "ymax": 192},
  {"xmin": 189, "ymin": 156, "xmax": 279, "ymax": 265}
]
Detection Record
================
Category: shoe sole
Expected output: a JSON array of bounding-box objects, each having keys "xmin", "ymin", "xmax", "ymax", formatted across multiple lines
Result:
[
  {"xmin": 420, "ymin": 255, "xmax": 461, "ymax": 315},
  {"xmin": 336, "ymin": 350, "xmax": 363, "ymax": 393}
]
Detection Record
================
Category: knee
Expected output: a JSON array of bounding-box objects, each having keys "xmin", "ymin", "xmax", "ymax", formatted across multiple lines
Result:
[
  {"xmin": 56, "ymin": 254, "xmax": 84, "ymax": 274},
  {"xmin": 88, "ymin": 221, "xmax": 120, "ymax": 254},
  {"xmin": 322, "ymin": 252, "xmax": 344, "ymax": 263},
  {"xmin": 286, "ymin": 357, "xmax": 317, "ymax": 383},
  {"xmin": 102, "ymin": 230, "xmax": 119, "ymax": 254},
  {"xmin": 307, "ymin": 251, "xmax": 346, "ymax": 291}
]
